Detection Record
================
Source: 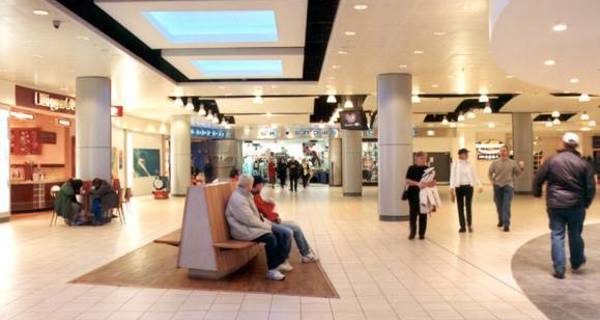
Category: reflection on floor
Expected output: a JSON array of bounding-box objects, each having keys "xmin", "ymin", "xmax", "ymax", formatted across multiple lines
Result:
[
  {"xmin": 512, "ymin": 223, "xmax": 600, "ymax": 320},
  {"xmin": 0, "ymin": 185, "xmax": 598, "ymax": 319},
  {"xmin": 72, "ymin": 230, "xmax": 338, "ymax": 298}
]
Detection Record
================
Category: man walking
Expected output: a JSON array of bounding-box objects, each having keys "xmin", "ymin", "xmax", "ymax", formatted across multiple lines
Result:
[
  {"xmin": 488, "ymin": 146, "xmax": 524, "ymax": 232},
  {"xmin": 287, "ymin": 156, "xmax": 301, "ymax": 192},
  {"xmin": 533, "ymin": 133, "xmax": 596, "ymax": 279},
  {"xmin": 450, "ymin": 148, "xmax": 482, "ymax": 233}
]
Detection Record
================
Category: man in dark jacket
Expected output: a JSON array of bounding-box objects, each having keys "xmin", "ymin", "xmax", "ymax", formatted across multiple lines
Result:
[
  {"xmin": 287, "ymin": 157, "xmax": 301, "ymax": 192},
  {"xmin": 533, "ymin": 132, "xmax": 596, "ymax": 279}
]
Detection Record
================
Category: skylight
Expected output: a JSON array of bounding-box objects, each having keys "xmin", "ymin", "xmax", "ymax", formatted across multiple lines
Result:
[
  {"xmin": 192, "ymin": 60, "xmax": 283, "ymax": 78},
  {"xmin": 142, "ymin": 10, "xmax": 279, "ymax": 43}
]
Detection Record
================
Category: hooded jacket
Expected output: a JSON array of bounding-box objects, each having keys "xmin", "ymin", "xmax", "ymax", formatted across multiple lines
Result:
[{"xmin": 533, "ymin": 149, "xmax": 596, "ymax": 209}]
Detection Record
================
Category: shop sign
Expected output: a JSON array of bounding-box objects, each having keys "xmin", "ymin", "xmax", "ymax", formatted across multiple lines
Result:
[
  {"xmin": 111, "ymin": 105, "xmax": 123, "ymax": 117},
  {"xmin": 258, "ymin": 128, "xmax": 279, "ymax": 139},
  {"xmin": 475, "ymin": 139, "xmax": 504, "ymax": 160},
  {"xmin": 191, "ymin": 126, "xmax": 230, "ymax": 139},
  {"xmin": 293, "ymin": 128, "xmax": 334, "ymax": 138},
  {"xmin": 34, "ymin": 91, "xmax": 75, "ymax": 112}
]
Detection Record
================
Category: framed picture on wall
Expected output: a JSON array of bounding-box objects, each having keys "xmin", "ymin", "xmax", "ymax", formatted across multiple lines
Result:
[{"xmin": 133, "ymin": 148, "xmax": 160, "ymax": 177}]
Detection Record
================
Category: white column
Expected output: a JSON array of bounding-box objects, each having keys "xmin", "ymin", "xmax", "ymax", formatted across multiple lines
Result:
[
  {"xmin": 170, "ymin": 115, "xmax": 191, "ymax": 196},
  {"xmin": 342, "ymin": 130, "xmax": 362, "ymax": 196},
  {"xmin": 0, "ymin": 108, "xmax": 10, "ymax": 222},
  {"xmin": 329, "ymin": 137, "xmax": 342, "ymax": 186},
  {"xmin": 75, "ymin": 77, "xmax": 111, "ymax": 181},
  {"xmin": 377, "ymin": 73, "xmax": 412, "ymax": 221},
  {"xmin": 512, "ymin": 113, "xmax": 533, "ymax": 193}
]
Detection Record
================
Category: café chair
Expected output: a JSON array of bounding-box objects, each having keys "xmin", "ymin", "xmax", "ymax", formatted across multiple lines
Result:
[{"xmin": 49, "ymin": 185, "xmax": 60, "ymax": 226}]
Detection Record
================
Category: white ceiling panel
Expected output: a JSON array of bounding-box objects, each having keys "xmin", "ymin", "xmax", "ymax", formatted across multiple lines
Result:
[{"xmin": 94, "ymin": 0, "xmax": 308, "ymax": 49}]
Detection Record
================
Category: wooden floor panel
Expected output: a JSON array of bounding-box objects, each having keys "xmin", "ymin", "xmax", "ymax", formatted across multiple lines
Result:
[{"xmin": 72, "ymin": 230, "xmax": 339, "ymax": 298}]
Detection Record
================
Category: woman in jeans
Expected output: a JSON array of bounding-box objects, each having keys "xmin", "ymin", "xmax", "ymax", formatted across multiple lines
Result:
[{"xmin": 405, "ymin": 152, "xmax": 436, "ymax": 239}]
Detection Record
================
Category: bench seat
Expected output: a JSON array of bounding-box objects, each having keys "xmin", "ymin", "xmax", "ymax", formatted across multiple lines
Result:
[{"xmin": 213, "ymin": 240, "xmax": 257, "ymax": 250}]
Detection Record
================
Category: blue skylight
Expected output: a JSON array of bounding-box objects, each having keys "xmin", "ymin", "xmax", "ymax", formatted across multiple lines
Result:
[
  {"xmin": 192, "ymin": 60, "xmax": 283, "ymax": 78},
  {"xmin": 142, "ymin": 10, "xmax": 278, "ymax": 43}
]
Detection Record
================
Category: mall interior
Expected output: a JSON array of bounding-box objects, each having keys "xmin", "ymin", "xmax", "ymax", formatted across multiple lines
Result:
[{"xmin": 1, "ymin": 0, "xmax": 600, "ymax": 319}]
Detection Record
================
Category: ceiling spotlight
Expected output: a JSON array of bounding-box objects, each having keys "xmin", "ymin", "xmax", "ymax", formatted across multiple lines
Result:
[
  {"xmin": 505, "ymin": 75, "xmax": 515, "ymax": 79},
  {"xmin": 431, "ymin": 84, "xmax": 439, "ymax": 88},
  {"xmin": 411, "ymin": 95, "xmax": 421, "ymax": 103},
  {"xmin": 353, "ymin": 4, "xmax": 368, "ymax": 10},
  {"xmin": 569, "ymin": 78, "xmax": 580, "ymax": 84},
  {"xmin": 589, "ymin": 120, "xmax": 597, "ymax": 127},
  {"xmin": 442, "ymin": 117, "xmax": 449, "ymax": 125},
  {"xmin": 467, "ymin": 110, "xmax": 476, "ymax": 119},
  {"xmin": 198, "ymin": 103, "xmax": 206, "ymax": 116},
  {"xmin": 427, "ymin": 130, "xmax": 435, "ymax": 136},
  {"xmin": 579, "ymin": 93, "xmax": 591, "ymax": 102},
  {"xmin": 551, "ymin": 110, "xmax": 560, "ymax": 118},
  {"xmin": 488, "ymin": 122, "xmax": 496, "ymax": 128},
  {"xmin": 483, "ymin": 103, "xmax": 492, "ymax": 114},
  {"xmin": 398, "ymin": 64, "xmax": 408, "ymax": 69},
  {"xmin": 33, "ymin": 9, "xmax": 49, "ymax": 15},
  {"xmin": 343, "ymin": 100, "xmax": 354, "ymax": 109},
  {"xmin": 433, "ymin": 31, "xmax": 446, "ymax": 36},
  {"xmin": 553, "ymin": 118, "xmax": 561, "ymax": 125},
  {"xmin": 552, "ymin": 23, "xmax": 568, "ymax": 32},
  {"xmin": 581, "ymin": 111, "xmax": 590, "ymax": 121},
  {"xmin": 344, "ymin": 31, "xmax": 356, "ymax": 36},
  {"xmin": 413, "ymin": 50, "xmax": 424, "ymax": 54},
  {"xmin": 173, "ymin": 97, "xmax": 184, "ymax": 108},
  {"xmin": 449, "ymin": 122, "xmax": 457, "ymax": 128},
  {"xmin": 478, "ymin": 94, "xmax": 489, "ymax": 103},
  {"xmin": 206, "ymin": 111, "xmax": 214, "ymax": 121},
  {"xmin": 544, "ymin": 59, "xmax": 556, "ymax": 66},
  {"xmin": 457, "ymin": 113, "xmax": 465, "ymax": 122},
  {"xmin": 545, "ymin": 120, "xmax": 553, "ymax": 127},
  {"xmin": 212, "ymin": 115, "xmax": 219, "ymax": 124},
  {"xmin": 254, "ymin": 95, "xmax": 263, "ymax": 104},
  {"xmin": 327, "ymin": 95, "xmax": 337, "ymax": 103},
  {"xmin": 185, "ymin": 100, "xmax": 194, "ymax": 111}
]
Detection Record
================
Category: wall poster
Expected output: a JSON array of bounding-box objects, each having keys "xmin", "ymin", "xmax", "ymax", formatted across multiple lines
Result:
[{"xmin": 133, "ymin": 148, "xmax": 160, "ymax": 177}]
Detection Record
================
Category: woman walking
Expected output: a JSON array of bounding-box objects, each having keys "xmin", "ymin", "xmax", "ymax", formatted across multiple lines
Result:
[{"xmin": 405, "ymin": 152, "xmax": 437, "ymax": 239}]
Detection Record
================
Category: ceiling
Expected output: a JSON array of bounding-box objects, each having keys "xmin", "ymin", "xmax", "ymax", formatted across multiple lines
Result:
[{"xmin": 0, "ymin": 0, "xmax": 598, "ymax": 132}]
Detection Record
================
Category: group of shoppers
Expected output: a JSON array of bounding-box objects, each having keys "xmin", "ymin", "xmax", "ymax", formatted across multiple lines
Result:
[
  {"xmin": 407, "ymin": 132, "xmax": 595, "ymax": 279},
  {"xmin": 54, "ymin": 178, "xmax": 119, "ymax": 226},
  {"xmin": 225, "ymin": 174, "xmax": 318, "ymax": 281},
  {"xmin": 276, "ymin": 157, "xmax": 313, "ymax": 192}
]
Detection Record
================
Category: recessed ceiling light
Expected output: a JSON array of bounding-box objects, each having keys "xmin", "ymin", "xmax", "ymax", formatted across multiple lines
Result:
[
  {"xmin": 398, "ymin": 64, "xmax": 408, "ymax": 68},
  {"xmin": 344, "ymin": 31, "xmax": 356, "ymax": 36},
  {"xmin": 431, "ymin": 84, "xmax": 439, "ymax": 88},
  {"xmin": 569, "ymin": 78, "xmax": 579, "ymax": 83},
  {"xmin": 579, "ymin": 93, "xmax": 591, "ymax": 102},
  {"xmin": 552, "ymin": 23, "xmax": 568, "ymax": 32},
  {"xmin": 353, "ymin": 4, "xmax": 368, "ymax": 10},
  {"xmin": 433, "ymin": 31, "xmax": 446, "ymax": 36},
  {"xmin": 327, "ymin": 76, "xmax": 336, "ymax": 80},
  {"xmin": 488, "ymin": 122, "xmax": 496, "ymax": 128},
  {"xmin": 332, "ymin": 65, "xmax": 341, "ymax": 69},
  {"xmin": 33, "ymin": 9, "xmax": 48, "ymax": 16},
  {"xmin": 505, "ymin": 75, "xmax": 514, "ymax": 79},
  {"xmin": 447, "ymin": 75, "xmax": 455, "ymax": 79},
  {"xmin": 413, "ymin": 50, "xmax": 424, "ymax": 54},
  {"xmin": 544, "ymin": 59, "xmax": 556, "ymax": 66},
  {"xmin": 337, "ymin": 50, "xmax": 349, "ymax": 55},
  {"xmin": 76, "ymin": 35, "xmax": 90, "ymax": 41},
  {"xmin": 32, "ymin": 54, "xmax": 44, "ymax": 59}
]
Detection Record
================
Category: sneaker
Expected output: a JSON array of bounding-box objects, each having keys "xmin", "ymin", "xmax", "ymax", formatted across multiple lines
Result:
[
  {"xmin": 552, "ymin": 270, "xmax": 565, "ymax": 279},
  {"xmin": 408, "ymin": 233, "xmax": 416, "ymax": 240},
  {"xmin": 468, "ymin": 226, "xmax": 473, "ymax": 233},
  {"xmin": 301, "ymin": 251, "xmax": 319, "ymax": 263},
  {"xmin": 497, "ymin": 222, "xmax": 503, "ymax": 228},
  {"xmin": 418, "ymin": 235, "xmax": 425, "ymax": 240},
  {"xmin": 572, "ymin": 257, "xmax": 587, "ymax": 272},
  {"xmin": 276, "ymin": 261, "xmax": 294, "ymax": 272},
  {"xmin": 266, "ymin": 269, "xmax": 286, "ymax": 281},
  {"xmin": 503, "ymin": 226, "xmax": 510, "ymax": 232},
  {"xmin": 459, "ymin": 228, "xmax": 466, "ymax": 233}
]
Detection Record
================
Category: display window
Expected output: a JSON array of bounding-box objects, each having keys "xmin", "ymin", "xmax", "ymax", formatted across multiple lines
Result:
[{"xmin": 362, "ymin": 139, "xmax": 378, "ymax": 185}]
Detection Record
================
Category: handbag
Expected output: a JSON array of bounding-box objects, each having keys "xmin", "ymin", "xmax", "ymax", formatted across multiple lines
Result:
[{"xmin": 401, "ymin": 185, "xmax": 409, "ymax": 201}]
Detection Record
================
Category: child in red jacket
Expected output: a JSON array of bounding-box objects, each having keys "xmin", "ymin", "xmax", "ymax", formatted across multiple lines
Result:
[{"xmin": 252, "ymin": 176, "xmax": 319, "ymax": 263}]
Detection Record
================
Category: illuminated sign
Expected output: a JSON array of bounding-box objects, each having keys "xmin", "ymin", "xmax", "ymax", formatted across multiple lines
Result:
[
  {"xmin": 34, "ymin": 91, "xmax": 76, "ymax": 112},
  {"xmin": 191, "ymin": 127, "xmax": 231, "ymax": 139}
]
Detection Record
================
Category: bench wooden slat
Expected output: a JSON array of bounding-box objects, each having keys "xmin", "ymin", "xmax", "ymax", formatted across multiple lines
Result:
[{"xmin": 213, "ymin": 240, "xmax": 256, "ymax": 250}]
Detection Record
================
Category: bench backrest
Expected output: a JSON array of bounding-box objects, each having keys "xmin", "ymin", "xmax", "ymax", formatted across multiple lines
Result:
[{"xmin": 203, "ymin": 182, "xmax": 236, "ymax": 243}]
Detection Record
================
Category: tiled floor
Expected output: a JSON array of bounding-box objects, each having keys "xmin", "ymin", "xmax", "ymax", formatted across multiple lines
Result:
[{"xmin": 1, "ymin": 185, "xmax": 598, "ymax": 320}]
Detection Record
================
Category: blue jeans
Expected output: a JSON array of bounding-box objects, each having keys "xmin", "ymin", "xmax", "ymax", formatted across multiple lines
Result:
[
  {"xmin": 280, "ymin": 221, "xmax": 311, "ymax": 256},
  {"xmin": 254, "ymin": 233, "xmax": 284, "ymax": 270},
  {"xmin": 493, "ymin": 185, "xmax": 513, "ymax": 227},
  {"xmin": 271, "ymin": 224, "xmax": 292, "ymax": 261},
  {"xmin": 549, "ymin": 207, "xmax": 586, "ymax": 273}
]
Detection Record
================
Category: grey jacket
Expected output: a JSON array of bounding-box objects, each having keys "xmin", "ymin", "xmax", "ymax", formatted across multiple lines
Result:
[
  {"xmin": 533, "ymin": 149, "xmax": 596, "ymax": 209},
  {"xmin": 225, "ymin": 187, "xmax": 272, "ymax": 241}
]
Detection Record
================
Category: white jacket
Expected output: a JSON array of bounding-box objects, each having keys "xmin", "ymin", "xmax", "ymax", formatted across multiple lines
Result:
[
  {"xmin": 419, "ymin": 167, "xmax": 442, "ymax": 214},
  {"xmin": 225, "ymin": 187, "xmax": 272, "ymax": 241}
]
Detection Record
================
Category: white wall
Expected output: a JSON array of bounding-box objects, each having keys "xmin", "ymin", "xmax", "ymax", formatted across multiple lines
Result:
[{"xmin": 111, "ymin": 128, "xmax": 126, "ymax": 184}]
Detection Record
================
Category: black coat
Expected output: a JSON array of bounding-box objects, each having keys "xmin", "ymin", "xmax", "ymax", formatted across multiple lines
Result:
[
  {"xmin": 288, "ymin": 160, "xmax": 301, "ymax": 178},
  {"xmin": 533, "ymin": 149, "xmax": 596, "ymax": 209},
  {"xmin": 276, "ymin": 162, "xmax": 287, "ymax": 178}
]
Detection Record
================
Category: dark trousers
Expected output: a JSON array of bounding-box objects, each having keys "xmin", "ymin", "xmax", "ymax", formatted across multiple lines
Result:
[
  {"xmin": 549, "ymin": 207, "xmax": 586, "ymax": 273},
  {"xmin": 279, "ymin": 176, "xmax": 286, "ymax": 188},
  {"xmin": 302, "ymin": 175, "xmax": 309, "ymax": 188},
  {"xmin": 254, "ymin": 233, "xmax": 285, "ymax": 270},
  {"xmin": 455, "ymin": 185, "xmax": 474, "ymax": 228},
  {"xmin": 408, "ymin": 194, "xmax": 427, "ymax": 237},
  {"xmin": 290, "ymin": 176, "xmax": 298, "ymax": 191}
]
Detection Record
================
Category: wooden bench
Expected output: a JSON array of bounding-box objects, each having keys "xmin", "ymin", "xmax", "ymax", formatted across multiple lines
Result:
[{"xmin": 177, "ymin": 182, "xmax": 261, "ymax": 279}]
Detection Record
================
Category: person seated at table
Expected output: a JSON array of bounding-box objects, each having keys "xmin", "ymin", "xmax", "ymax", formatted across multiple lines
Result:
[
  {"xmin": 252, "ymin": 176, "xmax": 319, "ymax": 263},
  {"xmin": 225, "ymin": 174, "xmax": 292, "ymax": 281},
  {"xmin": 54, "ymin": 179, "xmax": 84, "ymax": 226},
  {"xmin": 89, "ymin": 178, "xmax": 119, "ymax": 225}
]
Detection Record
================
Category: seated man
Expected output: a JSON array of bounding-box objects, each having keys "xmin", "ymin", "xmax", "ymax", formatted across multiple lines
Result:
[
  {"xmin": 54, "ymin": 178, "xmax": 84, "ymax": 225},
  {"xmin": 89, "ymin": 178, "xmax": 119, "ymax": 225},
  {"xmin": 225, "ymin": 174, "xmax": 293, "ymax": 281},
  {"xmin": 252, "ymin": 176, "xmax": 319, "ymax": 263}
]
